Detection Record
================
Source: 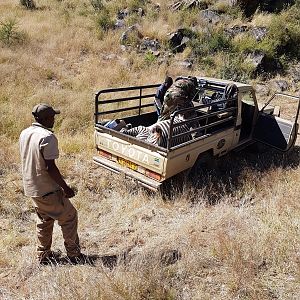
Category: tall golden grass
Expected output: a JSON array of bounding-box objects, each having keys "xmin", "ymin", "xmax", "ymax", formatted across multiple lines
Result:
[{"xmin": 0, "ymin": 1, "xmax": 299, "ymax": 299}]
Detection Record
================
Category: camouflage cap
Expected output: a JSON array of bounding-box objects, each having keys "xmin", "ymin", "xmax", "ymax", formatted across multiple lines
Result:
[{"xmin": 32, "ymin": 103, "xmax": 60, "ymax": 119}]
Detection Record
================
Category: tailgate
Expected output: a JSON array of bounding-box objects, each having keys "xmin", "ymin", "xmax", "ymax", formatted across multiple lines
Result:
[{"xmin": 94, "ymin": 131, "xmax": 167, "ymax": 189}]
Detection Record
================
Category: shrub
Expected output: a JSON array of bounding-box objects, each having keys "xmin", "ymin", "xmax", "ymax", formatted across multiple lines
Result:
[
  {"xmin": 144, "ymin": 51, "xmax": 156, "ymax": 65},
  {"xmin": 90, "ymin": 0, "xmax": 104, "ymax": 11},
  {"xmin": 217, "ymin": 53, "xmax": 252, "ymax": 82},
  {"xmin": 189, "ymin": 30, "xmax": 232, "ymax": 58},
  {"xmin": 232, "ymin": 34, "xmax": 257, "ymax": 54},
  {"xmin": 258, "ymin": 7, "xmax": 300, "ymax": 59},
  {"xmin": 231, "ymin": 5, "xmax": 300, "ymax": 71},
  {"xmin": 96, "ymin": 9, "xmax": 114, "ymax": 31},
  {"xmin": 20, "ymin": 0, "xmax": 36, "ymax": 10},
  {"xmin": 208, "ymin": 31, "xmax": 232, "ymax": 52},
  {"xmin": 0, "ymin": 19, "xmax": 26, "ymax": 46}
]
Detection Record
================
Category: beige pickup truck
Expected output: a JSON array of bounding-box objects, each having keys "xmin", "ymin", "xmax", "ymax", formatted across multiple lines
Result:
[{"xmin": 93, "ymin": 77, "xmax": 299, "ymax": 191}]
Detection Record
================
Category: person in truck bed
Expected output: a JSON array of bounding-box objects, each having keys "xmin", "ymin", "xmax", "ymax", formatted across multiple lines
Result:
[
  {"xmin": 120, "ymin": 115, "xmax": 192, "ymax": 148},
  {"xmin": 154, "ymin": 76, "xmax": 173, "ymax": 116},
  {"xmin": 158, "ymin": 76, "xmax": 198, "ymax": 121}
]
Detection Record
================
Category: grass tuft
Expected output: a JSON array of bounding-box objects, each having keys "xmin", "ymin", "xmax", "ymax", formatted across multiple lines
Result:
[{"xmin": 0, "ymin": 19, "xmax": 27, "ymax": 46}]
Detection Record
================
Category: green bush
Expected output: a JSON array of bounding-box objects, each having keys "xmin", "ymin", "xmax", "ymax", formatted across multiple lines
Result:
[
  {"xmin": 20, "ymin": 0, "xmax": 36, "ymax": 10},
  {"xmin": 217, "ymin": 53, "xmax": 252, "ymax": 82},
  {"xmin": 96, "ymin": 10, "xmax": 114, "ymax": 31},
  {"xmin": 144, "ymin": 51, "xmax": 156, "ymax": 65},
  {"xmin": 258, "ymin": 7, "xmax": 300, "ymax": 59},
  {"xmin": 230, "ymin": 4, "xmax": 300, "ymax": 73},
  {"xmin": 0, "ymin": 19, "xmax": 26, "ymax": 46},
  {"xmin": 232, "ymin": 35, "xmax": 257, "ymax": 54},
  {"xmin": 189, "ymin": 30, "xmax": 232, "ymax": 58},
  {"xmin": 208, "ymin": 31, "xmax": 232, "ymax": 52}
]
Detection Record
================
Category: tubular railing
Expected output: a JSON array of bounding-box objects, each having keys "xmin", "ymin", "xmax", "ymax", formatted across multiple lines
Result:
[{"xmin": 94, "ymin": 84, "xmax": 160, "ymax": 124}]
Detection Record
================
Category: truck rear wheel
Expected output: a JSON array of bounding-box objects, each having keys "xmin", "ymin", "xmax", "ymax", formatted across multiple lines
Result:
[
  {"xmin": 189, "ymin": 151, "xmax": 215, "ymax": 179},
  {"xmin": 159, "ymin": 169, "xmax": 191, "ymax": 200}
]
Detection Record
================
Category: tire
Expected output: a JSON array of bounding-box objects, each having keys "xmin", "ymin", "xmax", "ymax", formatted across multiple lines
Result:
[
  {"xmin": 189, "ymin": 151, "xmax": 215, "ymax": 179},
  {"xmin": 159, "ymin": 168, "xmax": 191, "ymax": 200}
]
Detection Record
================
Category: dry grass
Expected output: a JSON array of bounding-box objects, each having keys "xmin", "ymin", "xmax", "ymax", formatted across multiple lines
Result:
[{"xmin": 0, "ymin": 1, "xmax": 300, "ymax": 299}]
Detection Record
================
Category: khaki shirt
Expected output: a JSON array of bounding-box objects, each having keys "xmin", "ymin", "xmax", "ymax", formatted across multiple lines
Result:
[{"xmin": 19, "ymin": 123, "xmax": 60, "ymax": 197}]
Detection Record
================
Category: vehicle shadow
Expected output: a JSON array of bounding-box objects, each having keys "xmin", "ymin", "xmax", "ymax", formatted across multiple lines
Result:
[{"xmin": 167, "ymin": 145, "xmax": 300, "ymax": 204}]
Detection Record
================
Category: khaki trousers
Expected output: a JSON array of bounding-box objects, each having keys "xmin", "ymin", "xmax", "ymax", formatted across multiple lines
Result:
[{"xmin": 32, "ymin": 189, "xmax": 80, "ymax": 258}]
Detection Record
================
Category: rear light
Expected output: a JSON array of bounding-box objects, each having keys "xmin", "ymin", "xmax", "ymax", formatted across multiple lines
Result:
[
  {"xmin": 145, "ymin": 169, "xmax": 161, "ymax": 181},
  {"xmin": 98, "ymin": 149, "xmax": 112, "ymax": 160}
]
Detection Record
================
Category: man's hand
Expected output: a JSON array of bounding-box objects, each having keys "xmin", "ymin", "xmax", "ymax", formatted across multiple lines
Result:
[
  {"xmin": 63, "ymin": 185, "xmax": 75, "ymax": 198},
  {"xmin": 45, "ymin": 159, "xmax": 76, "ymax": 198}
]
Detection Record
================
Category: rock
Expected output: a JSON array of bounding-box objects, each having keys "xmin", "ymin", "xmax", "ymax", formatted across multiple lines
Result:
[
  {"xmin": 170, "ymin": 0, "xmax": 208, "ymax": 11},
  {"xmin": 49, "ymin": 79, "xmax": 60, "ymax": 87},
  {"xmin": 270, "ymin": 80, "xmax": 289, "ymax": 92},
  {"xmin": 169, "ymin": 33, "xmax": 190, "ymax": 53},
  {"xmin": 116, "ymin": 7, "xmax": 144, "ymax": 22},
  {"xmin": 117, "ymin": 9, "xmax": 129, "ymax": 20},
  {"xmin": 225, "ymin": 25, "xmax": 268, "ymax": 41},
  {"xmin": 251, "ymin": 26, "xmax": 268, "ymax": 41},
  {"xmin": 151, "ymin": 3, "xmax": 161, "ymax": 11},
  {"xmin": 136, "ymin": 7, "xmax": 144, "ymax": 17},
  {"xmin": 120, "ymin": 25, "xmax": 143, "ymax": 45},
  {"xmin": 246, "ymin": 50, "xmax": 282, "ymax": 78},
  {"xmin": 102, "ymin": 54, "xmax": 120, "ymax": 60},
  {"xmin": 119, "ymin": 58, "xmax": 131, "ymax": 67},
  {"xmin": 225, "ymin": 25, "xmax": 248, "ymax": 37},
  {"xmin": 247, "ymin": 50, "xmax": 268, "ymax": 72},
  {"xmin": 55, "ymin": 57, "xmax": 65, "ymax": 64},
  {"xmin": 115, "ymin": 19, "xmax": 126, "ymax": 28},
  {"xmin": 120, "ymin": 45, "xmax": 127, "ymax": 52},
  {"xmin": 288, "ymin": 64, "xmax": 300, "ymax": 82},
  {"xmin": 199, "ymin": 9, "xmax": 221, "ymax": 25},
  {"xmin": 174, "ymin": 60, "xmax": 193, "ymax": 69},
  {"xmin": 139, "ymin": 37, "xmax": 160, "ymax": 52},
  {"xmin": 170, "ymin": 0, "xmax": 187, "ymax": 11},
  {"xmin": 216, "ymin": 0, "xmax": 238, "ymax": 7},
  {"xmin": 255, "ymin": 83, "xmax": 270, "ymax": 95},
  {"xmin": 173, "ymin": 42, "xmax": 188, "ymax": 53},
  {"xmin": 160, "ymin": 249, "xmax": 181, "ymax": 266},
  {"xmin": 169, "ymin": 30, "xmax": 185, "ymax": 49},
  {"xmin": 168, "ymin": 28, "xmax": 193, "ymax": 53}
]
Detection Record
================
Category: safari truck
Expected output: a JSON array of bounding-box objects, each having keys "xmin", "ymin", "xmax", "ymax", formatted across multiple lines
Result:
[{"xmin": 93, "ymin": 77, "xmax": 300, "ymax": 191}]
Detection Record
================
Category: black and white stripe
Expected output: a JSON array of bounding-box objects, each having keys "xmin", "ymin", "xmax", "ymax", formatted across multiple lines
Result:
[
  {"xmin": 120, "ymin": 117, "xmax": 192, "ymax": 148},
  {"xmin": 156, "ymin": 117, "xmax": 192, "ymax": 148}
]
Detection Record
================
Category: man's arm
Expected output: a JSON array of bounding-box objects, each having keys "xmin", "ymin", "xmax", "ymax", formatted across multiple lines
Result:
[{"xmin": 45, "ymin": 159, "xmax": 75, "ymax": 198}]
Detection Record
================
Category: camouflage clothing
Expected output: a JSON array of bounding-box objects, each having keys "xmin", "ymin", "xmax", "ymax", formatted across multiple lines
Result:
[{"xmin": 159, "ymin": 77, "xmax": 198, "ymax": 121}]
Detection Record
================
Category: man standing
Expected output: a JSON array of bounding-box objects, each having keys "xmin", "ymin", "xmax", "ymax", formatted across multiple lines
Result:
[
  {"xmin": 19, "ymin": 103, "xmax": 83, "ymax": 264},
  {"xmin": 154, "ymin": 76, "xmax": 173, "ymax": 116}
]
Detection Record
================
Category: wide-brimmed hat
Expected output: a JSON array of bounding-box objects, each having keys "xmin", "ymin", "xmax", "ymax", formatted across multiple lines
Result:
[{"xmin": 32, "ymin": 103, "xmax": 60, "ymax": 119}]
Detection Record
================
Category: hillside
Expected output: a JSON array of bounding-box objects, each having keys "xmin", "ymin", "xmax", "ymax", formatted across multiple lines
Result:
[{"xmin": 0, "ymin": 0, "xmax": 300, "ymax": 299}]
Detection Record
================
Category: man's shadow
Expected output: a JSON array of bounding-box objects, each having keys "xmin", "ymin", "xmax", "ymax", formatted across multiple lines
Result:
[
  {"xmin": 43, "ymin": 254, "xmax": 120, "ymax": 269},
  {"xmin": 162, "ymin": 145, "xmax": 300, "ymax": 204}
]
